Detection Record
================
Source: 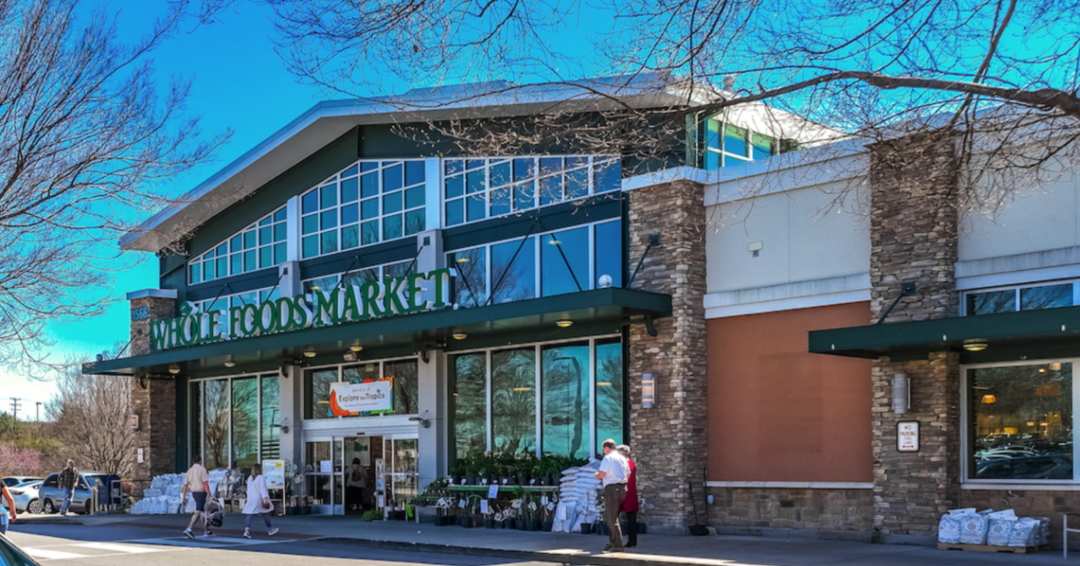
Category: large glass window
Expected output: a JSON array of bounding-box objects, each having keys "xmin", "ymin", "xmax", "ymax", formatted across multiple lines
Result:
[
  {"xmin": 443, "ymin": 156, "xmax": 620, "ymax": 227},
  {"xmin": 595, "ymin": 338, "xmax": 625, "ymax": 451},
  {"xmin": 968, "ymin": 362, "xmax": 1073, "ymax": 480},
  {"xmin": 449, "ymin": 352, "xmax": 487, "ymax": 462},
  {"xmin": 445, "ymin": 219, "xmax": 620, "ymax": 307},
  {"xmin": 204, "ymin": 380, "xmax": 230, "ymax": 470},
  {"xmin": 189, "ymin": 207, "xmax": 287, "ymax": 284},
  {"xmin": 542, "ymin": 342, "xmax": 590, "ymax": 459},
  {"xmin": 492, "ymin": 347, "xmax": 537, "ymax": 454},
  {"xmin": 301, "ymin": 159, "xmax": 425, "ymax": 260},
  {"xmin": 966, "ymin": 282, "xmax": 1076, "ymax": 315},
  {"xmin": 260, "ymin": 376, "xmax": 280, "ymax": 460},
  {"xmin": 541, "ymin": 227, "xmax": 589, "ymax": 297},
  {"xmin": 304, "ymin": 358, "xmax": 420, "ymax": 420},
  {"xmin": 699, "ymin": 117, "xmax": 797, "ymax": 171},
  {"xmin": 231, "ymin": 377, "xmax": 259, "ymax": 468}
]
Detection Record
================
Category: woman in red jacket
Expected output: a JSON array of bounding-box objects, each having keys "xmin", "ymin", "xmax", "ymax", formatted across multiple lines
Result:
[{"xmin": 617, "ymin": 445, "xmax": 638, "ymax": 548}]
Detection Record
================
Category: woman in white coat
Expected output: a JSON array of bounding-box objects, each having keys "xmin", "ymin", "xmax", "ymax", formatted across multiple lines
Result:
[{"xmin": 242, "ymin": 463, "xmax": 279, "ymax": 539}]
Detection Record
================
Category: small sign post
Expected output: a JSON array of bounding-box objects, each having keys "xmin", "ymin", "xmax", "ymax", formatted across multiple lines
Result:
[{"xmin": 897, "ymin": 421, "xmax": 920, "ymax": 452}]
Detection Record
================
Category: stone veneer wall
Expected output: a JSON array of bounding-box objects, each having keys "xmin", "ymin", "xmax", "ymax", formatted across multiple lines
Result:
[
  {"xmin": 706, "ymin": 487, "xmax": 873, "ymax": 537},
  {"xmin": 626, "ymin": 180, "xmax": 709, "ymax": 533},
  {"xmin": 129, "ymin": 295, "xmax": 178, "ymax": 488},
  {"xmin": 868, "ymin": 131, "xmax": 962, "ymax": 542}
]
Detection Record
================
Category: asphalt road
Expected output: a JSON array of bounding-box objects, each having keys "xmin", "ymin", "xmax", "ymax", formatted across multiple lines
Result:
[{"xmin": 5, "ymin": 523, "xmax": 564, "ymax": 565}]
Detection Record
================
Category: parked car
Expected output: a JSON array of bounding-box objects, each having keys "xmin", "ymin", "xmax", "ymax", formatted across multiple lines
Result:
[
  {"xmin": 976, "ymin": 454, "xmax": 1073, "ymax": 479},
  {"xmin": 7, "ymin": 481, "xmax": 43, "ymax": 514},
  {"xmin": 0, "ymin": 531, "xmax": 40, "ymax": 565},
  {"xmin": 37, "ymin": 472, "xmax": 106, "ymax": 515},
  {"xmin": 0, "ymin": 478, "xmax": 40, "ymax": 489}
]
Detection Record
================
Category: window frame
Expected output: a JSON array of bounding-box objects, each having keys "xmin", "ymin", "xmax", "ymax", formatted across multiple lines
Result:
[
  {"xmin": 441, "ymin": 155, "xmax": 620, "ymax": 228},
  {"xmin": 187, "ymin": 373, "xmax": 279, "ymax": 470},
  {"xmin": 961, "ymin": 280, "xmax": 1080, "ymax": 316},
  {"xmin": 301, "ymin": 356, "xmax": 421, "ymax": 421},
  {"xmin": 960, "ymin": 357, "xmax": 1080, "ymax": 485},
  {"xmin": 188, "ymin": 206, "xmax": 288, "ymax": 285},
  {"xmin": 701, "ymin": 118, "xmax": 790, "ymax": 170}
]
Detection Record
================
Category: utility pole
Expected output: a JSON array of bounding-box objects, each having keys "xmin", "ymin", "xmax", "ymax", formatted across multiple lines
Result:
[
  {"xmin": 9, "ymin": 397, "xmax": 21, "ymax": 421},
  {"xmin": 35, "ymin": 402, "xmax": 42, "ymax": 422}
]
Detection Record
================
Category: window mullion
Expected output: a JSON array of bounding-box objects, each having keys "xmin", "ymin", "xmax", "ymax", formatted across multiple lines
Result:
[
  {"xmin": 535, "ymin": 344, "xmax": 542, "ymax": 458},
  {"xmin": 486, "ymin": 351, "xmax": 493, "ymax": 452}
]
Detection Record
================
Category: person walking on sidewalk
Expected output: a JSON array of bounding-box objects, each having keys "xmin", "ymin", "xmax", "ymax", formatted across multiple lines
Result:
[
  {"xmin": 595, "ymin": 438, "xmax": 630, "ymax": 553},
  {"xmin": 180, "ymin": 455, "xmax": 212, "ymax": 539},
  {"xmin": 242, "ymin": 463, "xmax": 279, "ymax": 539},
  {"xmin": 57, "ymin": 460, "xmax": 78, "ymax": 516},
  {"xmin": 0, "ymin": 482, "xmax": 17, "ymax": 536},
  {"xmin": 617, "ymin": 444, "xmax": 639, "ymax": 548}
]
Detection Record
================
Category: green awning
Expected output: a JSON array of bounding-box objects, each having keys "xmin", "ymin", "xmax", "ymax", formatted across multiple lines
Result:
[
  {"xmin": 83, "ymin": 287, "xmax": 671, "ymax": 378},
  {"xmin": 809, "ymin": 305, "xmax": 1080, "ymax": 363}
]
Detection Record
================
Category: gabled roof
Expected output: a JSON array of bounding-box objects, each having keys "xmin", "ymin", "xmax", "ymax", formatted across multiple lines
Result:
[{"xmin": 122, "ymin": 72, "xmax": 721, "ymax": 253}]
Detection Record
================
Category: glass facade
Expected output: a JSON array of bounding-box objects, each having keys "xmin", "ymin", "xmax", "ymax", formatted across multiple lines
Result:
[
  {"xmin": 448, "ymin": 338, "xmax": 625, "ymax": 467},
  {"xmin": 968, "ymin": 362, "xmax": 1074, "ymax": 480},
  {"xmin": 301, "ymin": 159, "xmax": 426, "ymax": 259},
  {"xmin": 699, "ymin": 117, "xmax": 798, "ymax": 170},
  {"xmin": 189, "ymin": 374, "xmax": 282, "ymax": 470},
  {"xmin": 965, "ymin": 282, "xmax": 1076, "ymax": 315},
  {"xmin": 189, "ymin": 207, "xmax": 287, "ymax": 285},
  {"xmin": 303, "ymin": 358, "xmax": 420, "ymax": 420},
  {"xmin": 443, "ymin": 156, "xmax": 620, "ymax": 227}
]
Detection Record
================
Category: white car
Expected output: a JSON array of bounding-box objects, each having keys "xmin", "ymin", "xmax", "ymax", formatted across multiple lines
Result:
[{"xmin": 9, "ymin": 480, "xmax": 43, "ymax": 514}]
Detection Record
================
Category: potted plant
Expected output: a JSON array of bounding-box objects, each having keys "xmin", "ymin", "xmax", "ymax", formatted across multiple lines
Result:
[
  {"xmin": 526, "ymin": 495, "xmax": 541, "ymax": 531},
  {"xmin": 541, "ymin": 498, "xmax": 555, "ymax": 532}
]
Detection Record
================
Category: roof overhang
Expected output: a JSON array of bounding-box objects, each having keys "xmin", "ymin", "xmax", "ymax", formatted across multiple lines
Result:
[
  {"xmin": 83, "ymin": 287, "xmax": 671, "ymax": 378},
  {"xmin": 809, "ymin": 305, "xmax": 1080, "ymax": 363}
]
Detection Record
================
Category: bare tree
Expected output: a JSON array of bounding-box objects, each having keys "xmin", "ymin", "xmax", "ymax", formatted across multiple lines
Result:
[
  {"xmin": 48, "ymin": 363, "xmax": 136, "ymax": 477},
  {"xmin": 0, "ymin": 0, "xmax": 228, "ymax": 375},
  {"xmin": 263, "ymin": 0, "xmax": 1080, "ymax": 218}
]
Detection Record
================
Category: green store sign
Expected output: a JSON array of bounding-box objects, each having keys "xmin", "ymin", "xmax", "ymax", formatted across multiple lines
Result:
[{"xmin": 150, "ymin": 268, "xmax": 455, "ymax": 351}]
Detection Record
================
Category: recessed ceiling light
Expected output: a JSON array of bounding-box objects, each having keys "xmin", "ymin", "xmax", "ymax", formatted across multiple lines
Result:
[
  {"xmin": 303, "ymin": 350, "xmax": 317, "ymax": 358},
  {"xmin": 168, "ymin": 364, "xmax": 181, "ymax": 375},
  {"xmin": 963, "ymin": 339, "xmax": 988, "ymax": 352},
  {"xmin": 556, "ymin": 320, "xmax": 573, "ymax": 328},
  {"xmin": 350, "ymin": 345, "xmax": 363, "ymax": 352},
  {"xmin": 547, "ymin": 238, "xmax": 561, "ymax": 245},
  {"xmin": 455, "ymin": 257, "xmax": 470, "ymax": 263},
  {"xmin": 513, "ymin": 387, "xmax": 532, "ymax": 392},
  {"xmin": 224, "ymin": 359, "xmax": 236, "ymax": 368},
  {"xmin": 452, "ymin": 332, "xmax": 468, "ymax": 340},
  {"xmin": 597, "ymin": 382, "xmax": 612, "ymax": 386}
]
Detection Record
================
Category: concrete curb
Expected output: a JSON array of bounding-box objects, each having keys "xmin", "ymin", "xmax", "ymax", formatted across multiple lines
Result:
[
  {"xmin": 319, "ymin": 536, "xmax": 715, "ymax": 566},
  {"xmin": 16, "ymin": 517, "xmax": 83, "ymax": 526}
]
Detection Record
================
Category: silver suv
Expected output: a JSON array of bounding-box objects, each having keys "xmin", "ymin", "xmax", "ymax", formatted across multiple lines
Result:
[{"xmin": 38, "ymin": 472, "xmax": 105, "ymax": 515}]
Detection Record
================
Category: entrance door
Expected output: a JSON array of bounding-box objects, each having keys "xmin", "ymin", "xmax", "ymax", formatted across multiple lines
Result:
[
  {"xmin": 342, "ymin": 436, "xmax": 374, "ymax": 515},
  {"xmin": 383, "ymin": 436, "xmax": 419, "ymax": 511},
  {"xmin": 304, "ymin": 439, "xmax": 338, "ymax": 514}
]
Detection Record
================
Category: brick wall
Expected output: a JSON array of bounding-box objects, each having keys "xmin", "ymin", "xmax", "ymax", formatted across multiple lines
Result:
[
  {"xmin": 706, "ymin": 487, "xmax": 873, "ymax": 536},
  {"xmin": 129, "ymin": 295, "xmax": 178, "ymax": 485},
  {"xmin": 626, "ymin": 180, "xmax": 709, "ymax": 532},
  {"xmin": 868, "ymin": 131, "xmax": 962, "ymax": 542}
]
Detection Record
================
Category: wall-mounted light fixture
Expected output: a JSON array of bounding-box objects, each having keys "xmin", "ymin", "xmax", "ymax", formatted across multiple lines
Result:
[
  {"xmin": 981, "ymin": 394, "xmax": 997, "ymax": 404},
  {"xmin": 892, "ymin": 373, "xmax": 910, "ymax": 414},
  {"xmin": 642, "ymin": 373, "xmax": 656, "ymax": 409}
]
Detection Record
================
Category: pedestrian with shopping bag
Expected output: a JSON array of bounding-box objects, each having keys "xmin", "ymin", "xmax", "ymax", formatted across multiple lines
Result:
[{"xmin": 242, "ymin": 463, "xmax": 279, "ymax": 539}]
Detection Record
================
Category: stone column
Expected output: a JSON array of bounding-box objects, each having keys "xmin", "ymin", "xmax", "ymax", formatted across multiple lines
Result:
[
  {"xmin": 626, "ymin": 180, "xmax": 708, "ymax": 534},
  {"xmin": 127, "ymin": 289, "xmax": 178, "ymax": 486},
  {"xmin": 867, "ymin": 131, "xmax": 961, "ymax": 543}
]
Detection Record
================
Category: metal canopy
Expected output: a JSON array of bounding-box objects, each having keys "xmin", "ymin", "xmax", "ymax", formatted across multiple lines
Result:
[
  {"xmin": 83, "ymin": 287, "xmax": 671, "ymax": 378},
  {"xmin": 809, "ymin": 305, "xmax": 1080, "ymax": 363}
]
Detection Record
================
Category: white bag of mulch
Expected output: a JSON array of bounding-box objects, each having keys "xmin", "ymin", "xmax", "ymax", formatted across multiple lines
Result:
[
  {"xmin": 1035, "ymin": 517, "xmax": 1051, "ymax": 546},
  {"xmin": 958, "ymin": 510, "xmax": 993, "ymax": 544},
  {"xmin": 938, "ymin": 509, "xmax": 974, "ymax": 543},
  {"xmin": 1007, "ymin": 518, "xmax": 1039, "ymax": 547},
  {"xmin": 987, "ymin": 515, "xmax": 1017, "ymax": 546}
]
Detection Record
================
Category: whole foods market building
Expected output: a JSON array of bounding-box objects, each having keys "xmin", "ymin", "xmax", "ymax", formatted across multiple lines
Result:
[{"xmin": 86, "ymin": 78, "xmax": 816, "ymax": 529}]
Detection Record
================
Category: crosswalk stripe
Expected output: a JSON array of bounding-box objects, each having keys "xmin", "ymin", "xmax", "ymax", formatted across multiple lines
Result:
[
  {"xmin": 23, "ymin": 548, "xmax": 87, "ymax": 560},
  {"xmin": 72, "ymin": 542, "xmax": 160, "ymax": 554}
]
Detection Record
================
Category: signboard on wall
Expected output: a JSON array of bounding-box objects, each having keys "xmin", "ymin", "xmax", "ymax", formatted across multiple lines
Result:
[
  {"xmin": 263, "ymin": 460, "xmax": 286, "ymax": 489},
  {"xmin": 897, "ymin": 421, "xmax": 920, "ymax": 452},
  {"xmin": 330, "ymin": 379, "xmax": 393, "ymax": 416}
]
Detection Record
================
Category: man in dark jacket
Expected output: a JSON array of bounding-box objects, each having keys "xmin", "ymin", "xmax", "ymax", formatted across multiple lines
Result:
[{"xmin": 58, "ymin": 460, "xmax": 78, "ymax": 516}]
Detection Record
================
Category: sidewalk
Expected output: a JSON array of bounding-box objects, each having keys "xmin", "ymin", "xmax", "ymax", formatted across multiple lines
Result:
[{"xmin": 44, "ymin": 512, "xmax": 1078, "ymax": 566}]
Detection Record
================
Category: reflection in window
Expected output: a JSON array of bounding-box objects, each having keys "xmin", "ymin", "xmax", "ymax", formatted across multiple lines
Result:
[
  {"xmin": 542, "ymin": 342, "xmax": 590, "ymax": 459},
  {"xmin": 448, "ymin": 247, "xmax": 487, "ymax": 307},
  {"xmin": 260, "ymin": 376, "xmax": 280, "ymax": 460},
  {"xmin": 305, "ymin": 369, "xmax": 338, "ymax": 420},
  {"xmin": 541, "ymin": 227, "xmax": 588, "ymax": 297},
  {"xmin": 970, "ymin": 363, "xmax": 1072, "ymax": 480},
  {"xmin": 595, "ymin": 338, "xmax": 624, "ymax": 452},
  {"xmin": 189, "ymin": 382, "xmax": 202, "ymax": 465},
  {"xmin": 595, "ymin": 221, "xmax": 622, "ymax": 288},
  {"xmin": 387, "ymin": 359, "xmax": 419, "ymax": 415},
  {"xmin": 449, "ymin": 353, "xmax": 487, "ymax": 464},
  {"xmin": 231, "ymin": 377, "xmax": 259, "ymax": 468},
  {"xmin": 491, "ymin": 236, "xmax": 536, "ymax": 304},
  {"xmin": 204, "ymin": 380, "xmax": 229, "ymax": 469},
  {"xmin": 492, "ymin": 348, "xmax": 536, "ymax": 454},
  {"xmin": 1022, "ymin": 284, "xmax": 1072, "ymax": 311},
  {"xmin": 967, "ymin": 290, "xmax": 1016, "ymax": 315}
]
